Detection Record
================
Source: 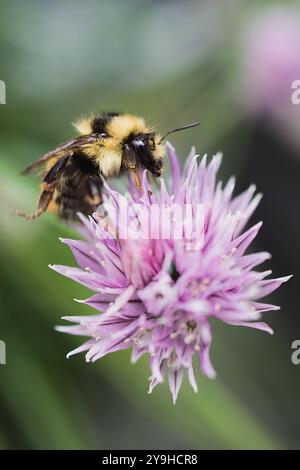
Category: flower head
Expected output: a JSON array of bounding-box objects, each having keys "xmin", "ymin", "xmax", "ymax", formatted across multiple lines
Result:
[
  {"xmin": 52, "ymin": 144, "xmax": 290, "ymax": 403},
  {"xmin": 239, "ymin": 7, "xmax": 300, "ymax": 115}
]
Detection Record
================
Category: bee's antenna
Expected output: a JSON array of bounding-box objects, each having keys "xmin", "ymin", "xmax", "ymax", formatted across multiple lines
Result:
[{"xmin": 159, "ymin": 122, "xmax": 199, "ymax": 144}]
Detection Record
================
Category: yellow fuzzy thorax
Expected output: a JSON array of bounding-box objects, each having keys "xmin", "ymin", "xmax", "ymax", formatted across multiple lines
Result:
[
  {"xmin": 107, "ymin": 113, "xmax": 149, "ymax": 139},
  {"xmin": 73, "ymin": 113, "xmax": 150, "ymax": 138},
  {"xmin": 72, "ymin": 117, "xmax": 93, "ymax": 135}
]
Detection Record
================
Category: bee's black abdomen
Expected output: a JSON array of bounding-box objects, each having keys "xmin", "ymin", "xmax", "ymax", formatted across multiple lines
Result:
[
  {"xmin": 56, "ymin": 178, "xmax": 103, "ymax": 219},
  {"xmin": 72, "ymin": 152, "xmax": 97, "ymax": 174},
  {"xmin": 55, "ymin": 152, "xmax": 103, "ymax": 220}
]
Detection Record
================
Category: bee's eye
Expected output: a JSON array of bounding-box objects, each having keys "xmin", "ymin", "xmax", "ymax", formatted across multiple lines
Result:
[{"xmin": 132, "ymin": 137, "xmax": 146, "ymax": 147}]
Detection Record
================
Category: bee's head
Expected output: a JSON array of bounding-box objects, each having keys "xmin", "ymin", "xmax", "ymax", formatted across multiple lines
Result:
[{"xmin": 123, "ymin": 132, "xmax": 163, "ymax": 178}]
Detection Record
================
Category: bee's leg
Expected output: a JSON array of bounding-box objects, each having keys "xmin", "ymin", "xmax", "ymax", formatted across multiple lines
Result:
[
  {"xmin": 123, "ymin": 145, "xmax": 142, "ymax": 191},
  {"xmin": 15, "ymin": 189, "xmax": 54, "ymax": 220},
  {"xmin": 128, "ymin": 163, "xmax": 142, "ymax": 191},
  {"xmin": 17, "ymin": 154, "xmax": 70, "ymax": 220}
]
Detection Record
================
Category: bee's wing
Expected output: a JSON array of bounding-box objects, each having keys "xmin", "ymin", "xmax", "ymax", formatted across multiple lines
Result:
[{"xmin": 21, "ymin": 134, "xmax": 98, "ymax": 175}]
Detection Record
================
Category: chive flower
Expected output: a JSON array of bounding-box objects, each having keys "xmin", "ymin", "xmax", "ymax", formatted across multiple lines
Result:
[{"xmin": 52, "ymin": 144, "xmax": 290, "ymax": 403}]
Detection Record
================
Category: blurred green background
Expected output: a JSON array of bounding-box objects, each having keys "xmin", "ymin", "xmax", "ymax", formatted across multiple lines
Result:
[{"xmin": 1, "ymin": 0, "xmax": 300, "ymax": 449}]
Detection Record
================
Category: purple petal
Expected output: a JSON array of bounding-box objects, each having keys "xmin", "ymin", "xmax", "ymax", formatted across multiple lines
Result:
[
  {"xmin": 67, "ymin": 339, "xmax": 96, "ymax": 358},
  {"xmin": 167, "ymin": 142, "xmax": 181, "ymax": 194},
  {"xmin": 225, "ymin": 320, "xmax": 274, "ymax": 335},
  {"xmin": 59, "ymin": 238, "xmax": 107, "ymax": 275},
  {"xmin": 200, "ymin": 344, "xmax": 216, "ymax": 379},
  {"xmin": 257, "ymin": 275, "xmax": 292, "ymax": 298},
  {"xmin": 50, "ymin": 264, "xmax": 125, "ymax": 290},
  {"xmin": 231, "ymin": 221, "xmax": 263, "ymax": 256},
  {"xmin": 168, "ymin": 368, "xmax": 184, "ymax": 404},
  {"xmin": 188, "ymin": 364, "xmax": 198, "ymax": 393}
]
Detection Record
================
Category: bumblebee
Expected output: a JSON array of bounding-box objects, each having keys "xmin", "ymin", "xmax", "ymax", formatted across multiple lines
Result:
[{"xmin": 17, "ymin": 112, "xmax": 198, "ymax": 220}]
